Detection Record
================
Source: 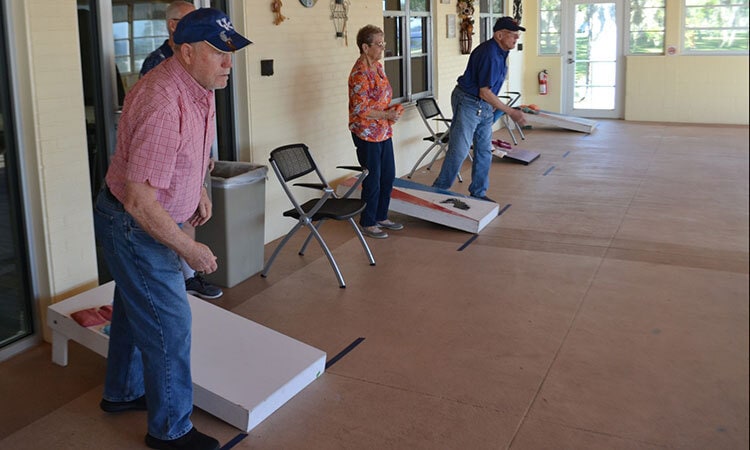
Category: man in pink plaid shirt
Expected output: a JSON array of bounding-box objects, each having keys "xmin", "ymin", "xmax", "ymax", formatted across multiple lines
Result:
[{"xmin": 93, "ymin": 8, "xmax": 251, "ymax": 450}]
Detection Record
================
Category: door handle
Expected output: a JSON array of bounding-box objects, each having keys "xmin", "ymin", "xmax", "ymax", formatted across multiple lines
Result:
[{"xmin": 567, "ymin": 58, "xmax": 575, "ymax": 64}]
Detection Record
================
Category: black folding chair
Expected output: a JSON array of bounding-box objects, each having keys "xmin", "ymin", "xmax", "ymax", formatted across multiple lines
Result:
[
  {"xmin": 408, "ymin": 97, "xmax": 462, "ymax": 181},
  {"xmin": 260, "ymin": 143, "xmax": 375, "ymax": 288}
]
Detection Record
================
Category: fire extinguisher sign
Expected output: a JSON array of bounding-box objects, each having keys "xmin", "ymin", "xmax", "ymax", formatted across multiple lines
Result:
[{"xmin": 538, "ymin": 70, "xmax": 548, "ymax": 95}]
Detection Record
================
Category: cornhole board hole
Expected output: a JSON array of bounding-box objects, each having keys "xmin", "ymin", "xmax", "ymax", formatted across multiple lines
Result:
[
  {"xmin": 492, "ymin": 148, "xmax": 540, "ymax": 165},
  {"xmin": 525, "ymin": 110, "xmax": 598, "ymax": 133},
  {"xmin": 337, "ymin": 177, "xmax": 499, "ymax": 233},
  {"xmin": 47, "ymin": 281, "xmax": 326, "ymax": 432}
]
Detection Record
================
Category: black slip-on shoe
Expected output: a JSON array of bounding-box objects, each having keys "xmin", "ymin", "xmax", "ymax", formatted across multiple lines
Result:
[
  {"xmin": 145, "ymin": 427, "xmax": 219, "ymax": 450},
  {"xmin": 100, "ymin": 395, "xmax": 147, "ymax": 413}
]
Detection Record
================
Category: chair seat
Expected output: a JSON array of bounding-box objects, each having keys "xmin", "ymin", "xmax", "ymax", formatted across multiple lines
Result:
[
  {"xmin": 423, "ymin": 132, "xmax": 449, "ymax": 143},
  {"xmin": 283, "ymin": 198, "xmax": 366, "ymax": 221}
]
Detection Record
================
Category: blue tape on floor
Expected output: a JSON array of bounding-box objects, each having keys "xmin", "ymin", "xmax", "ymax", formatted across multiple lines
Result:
[
  {"xmin": 326, "ymin": 337, "xmax": 365, "ymax": 369},
  {"xmin": 562, "ymin": 151, "xmax": 570, "ymax": 158},
  {"xmin": 221, "ymin": 433, "xmax": 248, "ymax": 450},
  {"xmin": 543, "ymin": 165, "xmax": 556, "ymax": 176},
  {"xmin": 458, "ymin": 234, "xmax": 478, "ymax": 251}
]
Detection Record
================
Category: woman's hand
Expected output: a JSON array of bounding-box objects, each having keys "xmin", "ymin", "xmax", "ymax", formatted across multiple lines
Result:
[{"xmin": 386, "ymin": 104, "xmax": 404, "ymax": 123}]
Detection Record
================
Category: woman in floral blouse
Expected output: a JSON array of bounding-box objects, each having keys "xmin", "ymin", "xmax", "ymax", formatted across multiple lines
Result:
[{"xmin": 348, "ymin": 25, "xmax": 404, "ymax": 239}]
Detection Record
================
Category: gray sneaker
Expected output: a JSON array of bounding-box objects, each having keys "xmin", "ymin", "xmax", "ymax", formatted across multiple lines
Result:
[
  {"xmin": 377, "ymin": 220, "xmax": 404, "ymax": 230},
  {"xmin": 361, "ymin": 225, "xmax": 389, "ymax": 239},
  {"xmin": 185, "ymin": 273, "xmax": 223, "ymax": 300}
]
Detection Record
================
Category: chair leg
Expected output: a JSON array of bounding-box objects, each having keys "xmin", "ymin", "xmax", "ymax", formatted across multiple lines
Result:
[
  {"xmin": 261, "ymin": 221, "xmax": 304, "ymax": 278},
  {"xmin": 298, "ymin": 219, "xmax": 325, "ymax": 255},
  {"xmin": 502, "ymin": 116, "xmax": 519, "ymax": 145},
  {"xmin": 408, "ymin": 142, "xmax": 440, "ymax": 178},
  {"xmin": 348, "ymin": 218, "xmax": 375, "ymax": 266},
  {"xmin": 304, "ymin": 223, "xmax": 347, "ymax": 288}
]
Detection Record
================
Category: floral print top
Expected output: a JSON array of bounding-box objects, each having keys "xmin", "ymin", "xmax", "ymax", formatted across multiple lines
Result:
[{"xmin": 348, "ymin": 57, "xmax": 393, "ymax": 143}]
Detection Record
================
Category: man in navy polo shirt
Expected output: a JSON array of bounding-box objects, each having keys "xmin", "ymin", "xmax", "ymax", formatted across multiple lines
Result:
[{"xmin": 432, "ymin": 16, "xmax": 527, "ymax": 202}]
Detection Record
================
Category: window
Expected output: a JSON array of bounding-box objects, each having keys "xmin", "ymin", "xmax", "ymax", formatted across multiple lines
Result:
[
  {"xmin": 479, "ymin": 0, "xmax": 505, "ymax": 41},
  {"xmin": 113, "ymin": 2, "xmax": 169, "ymax": 74},
  {"xmin": 383, "ymin": 0, "xmax": 433, "ymax": 103},
  {"xmin": 683, "ymin": 0, "xmax": 749, "ymax": 53},
  {"xmin": 539, "ymin": 0, "xmax": 562, "ymax": 54},
  {"xmin": 628, "ymin": 0, "xmax": 665, "ymax": 53}
]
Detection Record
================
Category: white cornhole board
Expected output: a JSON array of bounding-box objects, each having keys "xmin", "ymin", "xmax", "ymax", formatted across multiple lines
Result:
[
  {"xmin": 47, "ymin": 281, "xmax": 326, "ymax": 432},
  {"xmin": 525, "ymin": 110, "xmax": 598, "ymax": 133},
  {"xmin": 337, "ymin": 177, "xmax": 499, "ymax": 233}
]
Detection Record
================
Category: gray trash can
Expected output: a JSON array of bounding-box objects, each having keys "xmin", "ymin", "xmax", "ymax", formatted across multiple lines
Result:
[{"xmin": 196, "ymin": 161, "xmax": 267, "ymax": 288}]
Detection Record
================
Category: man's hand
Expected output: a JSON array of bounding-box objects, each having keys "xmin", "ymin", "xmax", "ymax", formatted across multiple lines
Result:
[
  {"xmin": 509, "ymin": 108, "xmax": 527, "ymax": 127},
  {"xmin": 188, "ymin": 186, "xmax": 212, "ymax": 227},
  {"xmin": 184, "ymin": 241, "xmax": 218, "ymax": 274}
]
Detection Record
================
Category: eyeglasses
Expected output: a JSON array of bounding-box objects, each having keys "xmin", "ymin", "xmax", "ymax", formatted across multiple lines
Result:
[{"xmin": 369, "ymin": 41, "xmax": 386, "ymax": 48}]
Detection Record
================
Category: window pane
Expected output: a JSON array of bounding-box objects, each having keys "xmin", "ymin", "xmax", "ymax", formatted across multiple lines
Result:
[
  {"xmin": 410, "ymin": 55, "xmax": 428, "ymax": 94},
  {"xmin": 112, "ymin": 22, "xmax": 129, "ymax": 40},
  {"xmin": 115, "ymin": 56, "xmax": 131, "ymax": 74},
  {"xmin": 383, "ymin": 0, "xmax": 405, "ymax": 11},
  {"xmin": 630, "ymin": 31, "xmax": 664, "ymax": 52},
  {"xmin": 540, "ymin": 10, "xmax": 561, "ymax": 32},
  {"xmin": 540, "ymin": 0, "xmax": 560, "ymax": 10},
  {"xmin": 493, "ymin": 0, "xmax": 503, "ymax": 13},
  {"xmin": 134, "ymin": 3, "xmax": 166, "ymax": 21},
  {"xmin": 539, "ymin": 34, "xmax": 560, "ymax": 53},
  {"xmin": 409, "ymin": 17, "xmax": 426, "ymax": 56},
  {"xmin": 112, "ymin": 4, "xmax": 128, "ymax": 22},
  {"xmin": 384, "ymin": 59, "xmax": 404, "ymax": 98},
  {"xmin": 480, "ymin": 0, "xmax": 490, "ymax": 13},
  {"xmin": 114, "ymin": 39, "xmax": 130, "ymax": 57},
  {"xmin": 684, "ymin": 1, "xmax": 749, "ymax": 52},
  {"xmin": 133, "ymin": 19, "xmax": 166, "ymax": 38},
  {"xmin": 411, "ymin": 0, "xmax": 429, "ymax": 12},
  {"xmin": 685, "ymin": 28, "xmax": 749, "ymax": 51},
  {"xmin": 134, "ymin": 37, "xmax": 162, "ymax": 55},
  {"xmin": 384, "ymin": 16, "xmax": 403, "ymax": 57}
]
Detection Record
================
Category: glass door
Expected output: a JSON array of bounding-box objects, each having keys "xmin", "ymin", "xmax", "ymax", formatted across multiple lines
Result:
[
  {"xmin": 563, "ymin": 0, "xmax": 624, "ymax": 118},
  {"xmin": 0, "ymin": 2, "xmax": 34, "ymax": 352}
]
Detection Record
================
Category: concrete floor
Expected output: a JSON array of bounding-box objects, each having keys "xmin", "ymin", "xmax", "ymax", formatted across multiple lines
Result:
[{"xmin": 0, "ymin": 119, "xmax": 747, "ymax": 449}]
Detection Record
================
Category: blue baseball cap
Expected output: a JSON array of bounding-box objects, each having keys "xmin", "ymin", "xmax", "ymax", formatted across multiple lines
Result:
[
  {"xmin": 173, "ymin": 8, "xmax": 252, "ymax": 52},
  {"xmin": 493, "ymin": 16, "xmax": 526, "ymax": 32}
]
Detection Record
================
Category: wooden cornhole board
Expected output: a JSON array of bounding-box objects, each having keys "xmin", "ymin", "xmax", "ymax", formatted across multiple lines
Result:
[
  {"xmin": 337, "ymin": 177, "xmax": 499, "ymax": 233},
  {"xmin": 525, "ymin": 110, "xmax": 598, "ymax": 133},
  {"xmin": 47, "ymin": 281, "xmax": 326, "ymax": 432},
  {"xmin": 492, "ymin": 147, "xmax": 541, "ymax": 165}
]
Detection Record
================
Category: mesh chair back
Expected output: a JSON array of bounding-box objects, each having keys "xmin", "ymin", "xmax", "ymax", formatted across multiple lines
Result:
[
  {"xmin": 416, "ymin": 97, "xmax": 441, "ymax": 120},
  {"xmin": 269, "ymin": 144, "xmax": 316, "ymax": 182}
]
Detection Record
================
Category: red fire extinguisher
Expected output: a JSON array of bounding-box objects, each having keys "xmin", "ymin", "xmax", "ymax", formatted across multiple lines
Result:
[{"xmin": 538, "ymin": 70, "xmax": 548, "ymax": 95}]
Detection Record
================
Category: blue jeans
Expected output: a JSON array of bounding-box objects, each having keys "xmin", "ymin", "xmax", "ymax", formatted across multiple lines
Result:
[
  {"xmin": 351, "ymin": 134, "xmax": 395, "ymax": 227},
  {"xmin": 94, "ymin": 188, "xmax": 194, "ymax": 441},
  {"xmin": 432, "ymin": 86, "xmax": 495, "ymax": 198}
]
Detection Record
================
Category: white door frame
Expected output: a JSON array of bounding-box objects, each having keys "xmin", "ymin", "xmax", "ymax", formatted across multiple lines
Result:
[{"xmin": 561, "ymin": 0, "xmax": 625, "ymax": 119}]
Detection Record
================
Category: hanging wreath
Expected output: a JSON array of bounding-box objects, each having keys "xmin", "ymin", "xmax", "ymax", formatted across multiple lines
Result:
[{"xmin": 457, "ymin": 0, "xmax": 475, "ymax": 54}]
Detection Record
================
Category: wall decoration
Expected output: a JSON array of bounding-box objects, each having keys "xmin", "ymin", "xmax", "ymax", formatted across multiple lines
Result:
[
  {"xmin": 300, "ymin": 0, "xmax": 317, "ymax": 7},
  {"xmin": 272, "ymin": 0, "xmax": 287, "ymax": 25},
  {"xmin": 330, "ymin": 0, "xmax": 351, "ymax": 45},
  {"xmin": 457, "ymin": 0, "xmax": 475, "ymax": 54},
  {"xmin": 513, "ymin": 0, "xmax": 523, "ymax": 22},
  {"xmin": 446, "ymin": 14, "xmax": 457, "ymax": 39}
]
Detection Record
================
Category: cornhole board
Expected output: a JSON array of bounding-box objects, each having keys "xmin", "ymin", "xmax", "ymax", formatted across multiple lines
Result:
[
  {"xmin": 492, "ymin": 147, "xmax": 540, "ymax": 165},
  {"xmin": 525, "ymin": 110, "xmax": 598, "ymax": 133},
  {"xmin": 336, "ymin": 177, "xmax": 499, "ymax": 233},
  {"xmin": 47, "ymin": 281, "xmax": 326, "ymax": 432}
]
